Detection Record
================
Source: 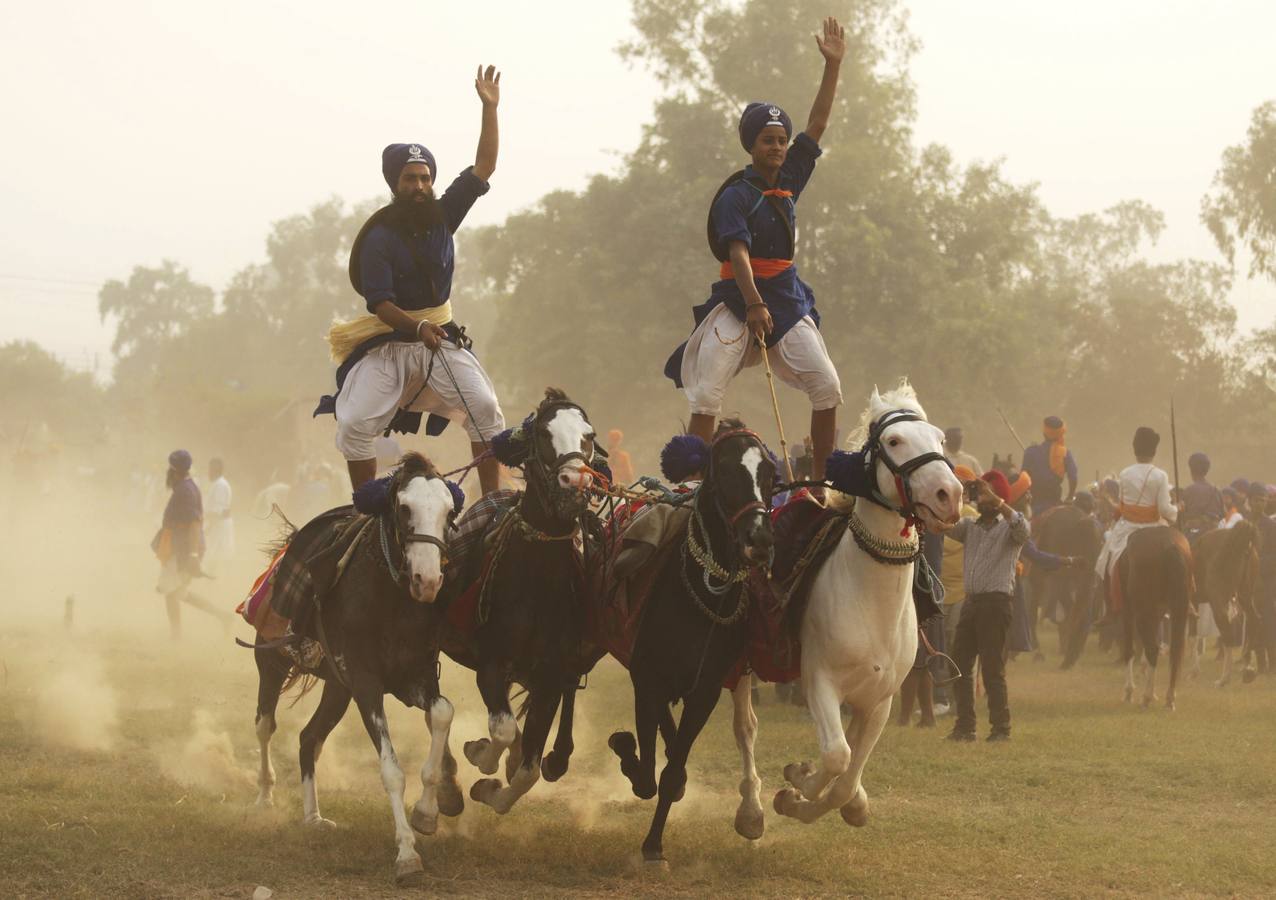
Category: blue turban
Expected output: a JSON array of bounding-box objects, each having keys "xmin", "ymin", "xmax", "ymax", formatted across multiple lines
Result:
[
  {"xmin": 738, "ymin": 102, "xmax": 792, "ymax": 152},
  {"xmin": 1188, "ymin": 452, "xmax": 1210, "ymax": 476},
  {"xmin": 168, "ymin": 449, "xmax": 192, "ymax": 472},
  {"xmin": 382, "ymin": 143, "xmax": 437, "ymax": 190}
]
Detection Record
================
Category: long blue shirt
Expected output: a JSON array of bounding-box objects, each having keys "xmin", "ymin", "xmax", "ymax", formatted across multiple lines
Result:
[
  {"xmin": 1021, "ymin": 441, "xmax": 1077, "ymax": 515},
  {"xmin": 665, "ymin": 133, "xmax": 823, "ymax": 386},
  {"xmin": 359, "ymin": 167, "xmax": 489, "ymax": 313}
]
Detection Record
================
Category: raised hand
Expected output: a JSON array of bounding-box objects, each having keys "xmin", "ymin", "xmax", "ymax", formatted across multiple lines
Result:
[
  {"xmin": 814, "ymin": 16, "xmax": 846, "ymax": 64},
  {"xmin": 475, "ymin": 64, "xmax": 501, "ymax": 107}
]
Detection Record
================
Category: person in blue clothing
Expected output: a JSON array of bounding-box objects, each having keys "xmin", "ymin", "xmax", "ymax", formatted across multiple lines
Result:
[
  {"xmin": 319, "ymin": 66, "xmax": 505, "ymax": 492},
  {"xmin": 665, "ymin": 17, "xmax": 846, "ymax": 481},
  {"xmin": 1020, "ymin": 416, "xmax": 1077, "ymax": 516}
]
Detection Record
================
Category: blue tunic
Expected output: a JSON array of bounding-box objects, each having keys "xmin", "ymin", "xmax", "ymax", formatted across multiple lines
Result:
[
  {"xmin": 665, "ymin": 133, "xmax": 823, "ymax": 387},
  {"xmin": 358, "ymin": 166, "xmax": 489, "ymax": 313},
  {"xmin": 1021, "ymin": 441, "xmax": 1077, "ymax": 515}
]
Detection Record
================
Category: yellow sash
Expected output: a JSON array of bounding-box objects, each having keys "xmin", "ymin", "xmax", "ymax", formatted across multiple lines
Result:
[{"xmin": 325, "ymin": 302, "xmax": 454, "ymax": 363}]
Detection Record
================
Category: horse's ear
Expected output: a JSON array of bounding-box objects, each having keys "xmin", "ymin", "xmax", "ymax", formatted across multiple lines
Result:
[{"xmin": 870, "ymin": 385, "xmax": 883, "ymax": 406}]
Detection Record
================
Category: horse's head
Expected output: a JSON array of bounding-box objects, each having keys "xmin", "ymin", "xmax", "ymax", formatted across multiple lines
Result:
[
  {"xmin": 862, "ymin": 384, "xmax": 963, "ymax": 531},
  {"xmin": 528, "ymin": 388, "xmax": 598, "ymax": 518},
  {"xmin": 706, "ymin": 420, "xmax": 776, "ymax": 568},
  {"xmin": 392, "ymin": 453, "xmax": 458, "ymax": 603}
]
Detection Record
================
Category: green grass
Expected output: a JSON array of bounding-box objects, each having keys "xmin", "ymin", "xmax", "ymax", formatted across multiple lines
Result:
[{"xmin": 1, "ymin": 623, "xmax": 1274, "ymax": 898}]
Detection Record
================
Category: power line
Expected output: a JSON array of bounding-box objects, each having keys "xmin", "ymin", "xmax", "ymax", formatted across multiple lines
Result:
[{"xmin": 0, "ymin": 272, "xmax": 107, "ymax": 288}]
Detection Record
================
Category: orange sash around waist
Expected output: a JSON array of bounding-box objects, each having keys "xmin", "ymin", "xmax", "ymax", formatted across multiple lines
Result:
[
  {"xmin": 720, "ymin": 258, "xmax": 793, "ymax": 281},
  {"xmin": 1119, "ymin": 503, "xmax": 1160, "ymax": 524}
]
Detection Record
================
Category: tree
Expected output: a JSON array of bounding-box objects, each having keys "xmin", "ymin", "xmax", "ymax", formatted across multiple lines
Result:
[{"xmin": 1202, "ymin": 101, "xmax": 1276, "ymax": 282}]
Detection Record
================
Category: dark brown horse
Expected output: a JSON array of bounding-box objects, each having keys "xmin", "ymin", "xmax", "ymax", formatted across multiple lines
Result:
[
  {"xmin": 251, "ymin": 453, "xmax": 462, "ymax": 885},
  {"xmin": 1117, "ymin": 525, "xmax": 1193, "ymax": 709},
  {"xmin": 1192, "ymin": 521, "xmax": 1260, "ymax": 687},
  {"xmin": 1029, "ymin": 501, "xmax": 1103, "ymax": 669},
  {"xmin": 604, "ymin": 420, "xmax": 776, "ymax": 865}
]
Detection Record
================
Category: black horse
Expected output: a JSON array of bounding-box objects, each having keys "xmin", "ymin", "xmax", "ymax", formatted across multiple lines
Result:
[
  {"xmin": 252, "ymin": 453, "xmax": 462, "ymax": 885},
  {"xmin": 607, "ymin": 421, "xmax": 776, "ymax": 864},
  {"xmin": 438, "ymin": 388, "xmax": 605, "ymax": 814},
  {"xmin": 1029, "ymin": 500, "xmax": 1103, "ymax": 669}
]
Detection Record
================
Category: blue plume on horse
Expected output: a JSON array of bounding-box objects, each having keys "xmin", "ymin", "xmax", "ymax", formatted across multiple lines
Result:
[
  {"xmin": 491, "ymin": 413, "xmax": 536, "ymax": 467},
  {"xmin": 353, "ymin": 475, "xmax": 395, "ymax": 514},
  {"xmin": 826, "ymin": 449, "xmax": 875, "ymax": 498},
  {"xmin": 592, "ymin": 457, "xmax": 613, "ymax": 485},
  {"xmin": 445, "ymin": 479, "xmax": 466, "ymax": 516},
  {"xmin": 661, "ymin": 434, "xmax": 709, "ymax": 483}
]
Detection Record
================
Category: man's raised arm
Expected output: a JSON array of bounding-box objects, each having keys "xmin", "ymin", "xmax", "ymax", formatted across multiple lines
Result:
[
  {"xmin": 803, "ymin": 17, "xmax": 846, "ymax": 144},
  {"xmin": 473, "ymin": 64, "xmax": 500, "ymax": 181}
]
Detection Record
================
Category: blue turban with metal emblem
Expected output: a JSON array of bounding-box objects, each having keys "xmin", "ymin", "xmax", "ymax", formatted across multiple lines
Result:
[
  {"xmin": 382, "ymin": 143, "xmax": 437, "ymax": 190},
  {"xmin": 738, "ymin": 102, "xmax": 792, "ymax": 152},
  {"xmin": 168, "ymin": 449, "xmax": 192, "ymax": 472}
]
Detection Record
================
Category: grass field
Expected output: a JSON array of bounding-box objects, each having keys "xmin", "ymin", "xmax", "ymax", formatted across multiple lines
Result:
[{"xmin": 2, "ymin": 613, "xmax": 1274, "ymax": 900}]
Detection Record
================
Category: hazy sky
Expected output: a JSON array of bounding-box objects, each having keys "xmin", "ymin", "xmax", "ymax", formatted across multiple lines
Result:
[{"xmin": 2, "ymin": 0, "xmax": 1273, "ymax": 371}]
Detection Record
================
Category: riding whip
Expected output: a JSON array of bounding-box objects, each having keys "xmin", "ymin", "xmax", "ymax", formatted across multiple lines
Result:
[
  {"xmin": 995, "ymin": 406, "xmax": 1026, "ymax": 452},
  {"xmin": 758, "ymin": 337, "xmax": 795, "ymax": 482}
]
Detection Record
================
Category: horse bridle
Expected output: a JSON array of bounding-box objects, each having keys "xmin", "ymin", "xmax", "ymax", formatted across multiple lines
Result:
[
  {"xmin": 706, "ymin": 428, "xmax": 772, "ymax": 528},
  {"xmin": 382, "ymin": 472, "xmax": 456, "ymax": 586},
  {"xmin": 525, "ymin": 400, "xmax": 604, "ymax": 496},
  {"xmin": 862, "ymin": 409, "xmax": 953, "ymax": 521}
]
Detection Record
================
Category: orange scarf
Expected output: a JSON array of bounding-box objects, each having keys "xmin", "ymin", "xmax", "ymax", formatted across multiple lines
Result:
[
  {"xmin": 720, "ymin": 257, "xmax": 793, "ymax": 281},
  {"xmin": 1043, "ymin": 423, "xmax": 1067, "ymax": 478}
]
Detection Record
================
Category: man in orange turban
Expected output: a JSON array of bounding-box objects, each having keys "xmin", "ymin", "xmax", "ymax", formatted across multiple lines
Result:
[{"xmin": 1021, "ymin": 415, "xmax": 1076, "ymax": 517}]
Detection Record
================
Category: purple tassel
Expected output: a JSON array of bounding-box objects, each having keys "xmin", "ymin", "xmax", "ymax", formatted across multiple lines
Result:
[
  {"xmin": 445, "ymin": 479, "xmax": 466, "ymax": 515},
  {"xmin": 661, "ymin": 434, "xmax": 709, "ymax": 483},
  {"xmin": 825, "ymin": 449, "xmax": 875, "ymax": 498},
  {"xmin": 353, "ymin": 475, "xmax": 394, "ymax": 514},
  {"xmin": 491, "ymin": 413, "xmax": 535, "ymax": 467}
]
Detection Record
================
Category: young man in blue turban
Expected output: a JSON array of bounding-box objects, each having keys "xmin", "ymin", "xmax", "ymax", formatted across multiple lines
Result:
[
  {"xmin": 319, "ymin": 66, "xmax": 505, "ymax": 492},
  {"xmin": 665, "ymin": 17, "xmax": 846, "ymax": 481}
]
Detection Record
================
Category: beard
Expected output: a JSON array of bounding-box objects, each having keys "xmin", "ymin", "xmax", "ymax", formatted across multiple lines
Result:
[{"xmin": 391, "ymin": 187, "xmax": 446, "ymax": 230}]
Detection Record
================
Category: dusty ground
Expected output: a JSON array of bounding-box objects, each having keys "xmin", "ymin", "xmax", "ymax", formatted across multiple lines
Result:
[{"xmin": 2, "ymin": 604, "xmax": 1274, "ymax": 899}]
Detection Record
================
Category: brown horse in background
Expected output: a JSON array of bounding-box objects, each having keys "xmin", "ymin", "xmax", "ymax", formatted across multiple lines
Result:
[
  {"xmin": 1029, "ymin": 502, "xmax": 1103, "ymax": 669},
  {"xmin": 1192, "ymin": 521, "xmax": 1260, "ymax": 687},
  {"xmin": 1118, "ymin": 526, "xmax": 1193, "ymax": 709}
]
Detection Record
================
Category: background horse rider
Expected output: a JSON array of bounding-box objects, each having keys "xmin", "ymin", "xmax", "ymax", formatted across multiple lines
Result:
[
  {"xmin": 323, "ymin": 66, "xmax": 506, "ymax": 493},
  {"xmin": 664, "ymin": 17, "xmax": 847, "ymax": 481},
  {"xmin": 1020, "ymin": 415, "xmax": 1077, "ymax": 517}
]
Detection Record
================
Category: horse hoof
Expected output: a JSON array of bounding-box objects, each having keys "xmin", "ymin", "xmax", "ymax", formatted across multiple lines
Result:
[
  {"xmin": 734, "ymin": 806, "xmax": 765, "ymax": 841},
  {"xmin": 773, "ymin": 787, "xmax": 799, "ymax": 816},
  {"xmin": 394, "ymin": 854, "xmax": 425, "ymax": 886},
  {"xmin": 641, "ymin": 853, "xmax": 669, "ymax": 873},
  {"xmin": 254, "ymin": 796, "xmax": 274, "ymax": 809},
  {"xmin": 840, "ymin": 801, "xmax": 869, "ymax": 828},
  {"xmin": 1165, "ymin": 699, "xmax": 1176, "ymax": 711},
  {"xmin": 436, "ymin": 780, "xmax": 465, "ymax": 817},
  {"xmin": 464, "ymin": 739, "xmax": 498, "ymax": 775},
  {"xmin": 1243, "ymin": 668, "xmax": 1257, "ymax": 684},
  {"xmin": 783, "ymin": 761, "xmax": 813, "ymax": 787},
  {"xmin": 608, "ymin": 731, "xmax": 636, "ymax": 760},
  {"xmin": 541, "ymin": 752, "xmax": 569, "ymax": 783},
  {"xmin": 303, "ymin": 816, "xmax": 337, "ymax": 830},
  {"xmin": 410, "ymin": 806, "xmax": 437, "ymax": 836},
  {"xmin": 470, "ymin": 777, "xmax": 502, "ymax": 808}
]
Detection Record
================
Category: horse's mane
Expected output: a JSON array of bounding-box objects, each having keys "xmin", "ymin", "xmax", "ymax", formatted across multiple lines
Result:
[
  {"xmin": 396, "ymin": 451, "xmax": 438, "ymax": 480},
  {"xmin": 845, "ymin": 378, "xmax": 927, "ymax": 450},
  {"xmin": 537, "ymin": 387, "xmax": 572, "ymax": 416}
]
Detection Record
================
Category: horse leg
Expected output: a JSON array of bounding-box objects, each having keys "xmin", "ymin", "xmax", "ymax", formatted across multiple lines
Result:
[
  {"xmin": 299, "ymin": 679, "xmax": 352, "ymax": 829},
  {"xmin": 409, "ymin": 695, "xmax": 456, "ymax": 837},
  {"xmin": 641, "ymin": 680, "xmax": 720, "ymax": 863},
  {"xmin": 352, "ymin": 680, "xmax": 423, "ymax": 885},
  {"xmin": 1166, "ymin": 604, "xmax": 1186, "ymax": 711},
  {"xmin": 253, "ymin": 649, "xmax": 288, "ymax": 807},
  {"xmin": 731, "ymin": 679, "xmax": 764, "ymax": 840},
  {"xmin": 776, "ymin": 673, "xmax": 850, "ymax": 815},
  {"xmin": 541, "ymin": 685, "xmax": 576, "ymax": 782},
  {"xmin": 1139, "ymin": 616, "xmax": 1159, "ymax": 708},
  {"xmin": 464, "ymin": 662, "xmax": 515, "ymax": 775},
  {"xmin": 832, "ymin": 695, "xmax": 894, "ymax": 826},
  {"xmin": 609, "ymin": 673, "xmax": 660, "ymax": 800},
  {"xmin": 472, "ymin": 682, "xmax": 560, "ymax": 814}
]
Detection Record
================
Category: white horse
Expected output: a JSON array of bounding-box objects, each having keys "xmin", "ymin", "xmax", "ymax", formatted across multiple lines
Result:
[{"xmin": 747, "ymin": 382, "xmax": 962, "ymax": 829}]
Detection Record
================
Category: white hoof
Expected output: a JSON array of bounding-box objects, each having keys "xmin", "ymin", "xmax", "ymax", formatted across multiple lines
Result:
[
  {"xmin": 394, "ymin": 853, "xmax": 425, "ymax": 886},
  {"xmin": 303, "ymin": 815, "xmax": 337, "ymax": 830}
]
